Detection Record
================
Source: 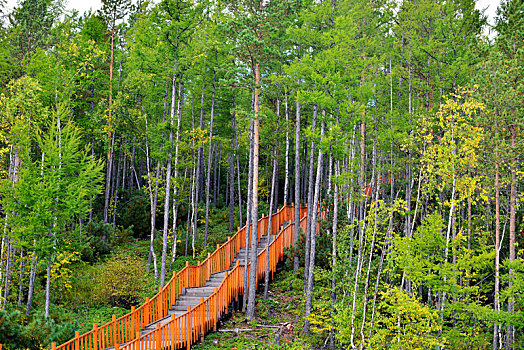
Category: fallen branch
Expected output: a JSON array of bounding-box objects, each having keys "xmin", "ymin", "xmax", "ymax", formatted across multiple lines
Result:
[{"xmin": 218, "ymin": 328, "xmax": 253, "ymax": 333}]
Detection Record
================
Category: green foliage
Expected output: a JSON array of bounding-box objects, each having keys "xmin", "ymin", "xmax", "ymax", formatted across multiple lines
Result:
[
  {"xmin": 93, "ymin": 253, "xmax": 154, "ymax": 308},
  {"xmin": 115, "ymin": 189, "xmax": 149, "ymax": 239},
  {"xmin": 0, "ymin": 307, "xmax": 78, "ymax": 350},
  {"xmin": 80, "ymin": 221, "xmax": 113, "ymax": 262},
  {"xmin": 370, "ymin": 287, "xmax": 443, "ymax": 349}
]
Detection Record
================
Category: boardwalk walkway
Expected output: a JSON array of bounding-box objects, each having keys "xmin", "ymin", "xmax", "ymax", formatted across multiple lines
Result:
[{"xmin": 53, "ymin": 204, "xmax": 308, "ymax": 350}]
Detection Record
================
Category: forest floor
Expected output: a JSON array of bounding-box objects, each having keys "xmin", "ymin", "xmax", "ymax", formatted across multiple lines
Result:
[{"xmin": 192, "ymin": 261, "xmax": 324, "ymax": 350}]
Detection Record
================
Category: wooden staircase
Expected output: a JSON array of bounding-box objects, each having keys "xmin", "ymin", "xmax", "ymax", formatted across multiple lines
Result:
[
  {"xmin": 138, "ymin": 234, "xmax": 274, "ymax": 337},
  {"xmin": 52, "ymin": 204, "xmax": 307, "ymax": 350}
]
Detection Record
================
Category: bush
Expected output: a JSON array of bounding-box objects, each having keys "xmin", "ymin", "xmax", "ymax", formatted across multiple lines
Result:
[
  {"xmin": 116, "ymin": 190, "xmax": 150, "ymax": 239},
  {"xmin": 93, "ymin": 253, "xmax": 153, "ymax": 308},
  {"xmin": 0, "ymin": 306, "xmax": 78, "ymax": 350},
  {"xmin": 80, "ymin": 221, "xmax": 135, "ymax": 262},
  {"xmin": 80, "ymin": 220, "xmax": 113, "ymax": 262}
]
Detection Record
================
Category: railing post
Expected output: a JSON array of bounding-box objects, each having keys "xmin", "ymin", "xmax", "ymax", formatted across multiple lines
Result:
[
  {"xmin": 200, "ymin": 297, "xmax": 205, "ymax": 342},
  {"xmin": 185, "ymin": 260, "xmax": 189, "ymax": 287},
  {"xmin": 224, "ymin": 270, "xmax": 229, "ymax": 310},
  {"xmin": 156, "ymin": 322, "xmax": 161, "ymax": 349},
  {"xmin": 236, "ymin": 261, "xmax": 240, "ymax": 301},
  {"xmin": 158, "ymin": 286, "xmax": 163, "ymax": 320},
  {"xmin": 112, "ymin": 314, "xmax": 117, "ymax": 347},
  {"xmin": 197, "ymin": 261, "xmax": 201, "ymax": 286},
  {"xmin": 216, "ymin": 244, "xmax": 220, "ymax": 269},
  {"xmin": 93, "ymin": 323, "xmax": 98, "ymax": 350},
  {"xmin": 186, "ymin": 306, "xmax": 191, "ymax": 350},
  {"xmin": 171, "ymin": 314, "xmax": 176, "ymax": 345},
  {"xmin": 74, "ymin": 331, "xmax": 79, "ymax": 350},
  {"xmin": 207, "ymin": 253, "xmax": 211, "ymax": 279},
  {"xmin": 214, "ymin": 287, "xmax": 218, "ymax": 331},
  {"xmin": 130, "ymin": 306, "xmax": 136, "ymax": 340},
  {"xmin": 227, "ymin": 237, "xmax": 231, "ymax": 265}
]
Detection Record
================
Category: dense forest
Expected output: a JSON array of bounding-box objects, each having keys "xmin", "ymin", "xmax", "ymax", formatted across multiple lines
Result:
[{"xmin": 0, "ymin": 0, "xmax": 522, "ymax": 349}]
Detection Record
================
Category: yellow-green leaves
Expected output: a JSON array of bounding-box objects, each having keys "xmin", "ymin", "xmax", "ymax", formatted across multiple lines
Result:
[{"xmin": 414, "ymin": 88, "xmax": 487, "ymax": 206}]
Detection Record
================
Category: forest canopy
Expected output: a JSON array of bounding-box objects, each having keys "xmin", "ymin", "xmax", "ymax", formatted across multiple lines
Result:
[{"xmin": 0, "ymin": 0, "xmax": 523, "ymax": 349}]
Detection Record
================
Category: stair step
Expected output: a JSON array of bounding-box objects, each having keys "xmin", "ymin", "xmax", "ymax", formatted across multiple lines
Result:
[{"xmin": 185, "ymin": 287, "xmax": 215, "ymax": 296}]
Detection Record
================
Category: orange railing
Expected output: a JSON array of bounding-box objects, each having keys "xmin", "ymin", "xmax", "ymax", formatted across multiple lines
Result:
[{"xmin": 52, "ymin": 204, "xmax": 309, "ymax": 350}]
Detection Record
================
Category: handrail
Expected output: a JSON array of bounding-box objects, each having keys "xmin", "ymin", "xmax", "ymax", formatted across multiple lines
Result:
[
  {"xmin": 53, "ymin": 204, "xmax": 307, "ymax": 350},
  {"xmin": 117, "ymin": 207, "xmax": 307, "ymax": 350}
]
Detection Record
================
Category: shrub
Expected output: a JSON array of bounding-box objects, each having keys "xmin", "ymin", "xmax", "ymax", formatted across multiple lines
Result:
[
  {"xmin": 80, "ymin": 220, "xmax": 113, "ymax": 262},
  {"xmin": 93, "ymin": 253, "xmax": 153, "ymax": 308},
  {"xmin": 0, "ymin": 306, "xmax": 78, "ymax": 350}
]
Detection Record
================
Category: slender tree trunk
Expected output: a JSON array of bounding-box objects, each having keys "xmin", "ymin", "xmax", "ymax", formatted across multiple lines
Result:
[
  {"xmin": 197, "ymin": 79, "xmax": 206, "ymax": 203},
  {"xmin": 144, "ymin": 114, "xmax": 159, "ymax": 280},
  {"xmin": 232, "ymin": 96, "xmax": 243, "ymax": 226},
  {"xmin": 26, "ymin": 246, "xmax": 37, "ymax": 315},
  {"xmin": 507, "ymin": 125, "xmax": 516, "ymax": 348},
  {"xmin": 284, "ymin": 90, "xmax": 290, "ymax": 205},
  {"xmin": 214, "ymin": 142, "xmax": 220, "ymax": 208},
  {"xmin": 246, "ymin": 61, "xmax": 261, "ymax": 320},
  {"xmin": 2, "ymin": 239, "xmax": 12, "ymax": 308},
  {"xmin": 304, "ymin": 105, "xmax": 318, "ymax": 291},
  {"xmin": 293, "ymin": 94, "xmax": 301, "ymax": 272},
  {"xmin": 264, "ymin": 149, "xmax": 278, "ymax": 299},
  {"xmin": 329, "ymin": 160, "xmax": 340, "ymax": 349},
  {"xmin": 170, "ymin": 82, "xmax": 184, "ymax": 271},
  {"xmin": 360, "ymin": 161, "xmax": 381, "ymax": 346},
  {"xmin": 191, "ymin": 80, "xmax": 206, "ymax": 256},
  {"xmin": 160, "ymin": 64, "xmax": 178, "ymax": 287},
  {"xmin": 130, "ymin": 136, "xmax": 136, "ymax": 190},
  {"xmin": 103, "ymin": 132, "xmax": 115, "ymax": 229},
  {"xmin": 204, "ymin": 71, "xmax": 216, "ymax": 247},
  {"xmin": 243, "ymin": 121, "xmax": 254, "ymax": 312},
  {"xmin": 493, "ymin": 145, "xmax": 501, "ymax": 350},
  {"xmin": 111, "ymin": 140, "xmax": 122, "ymax": 229},
  {"xmin": 44, "ymin": 259, "xmax": 51, "ymax": 318},
  {"xmin": 304, "ymin": 120, "xmax": 324, "ymax": 334},
  {"xmin": 103, "ymin": 13, "xmax": 117, "ymax": 228},
  {"xmin": 229, "ymin": 150, "xmax": 235, "ymax": 233},
  {"xmin": 17, "ymin": 248, "xmax": 24, "ymax": 306},
  {"xmin": 186, "ymin": 163, "xmax": 196, "ymax": 257}
]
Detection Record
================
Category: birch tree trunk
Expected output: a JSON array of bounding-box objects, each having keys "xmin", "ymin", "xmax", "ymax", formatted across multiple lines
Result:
[
  {"xmin": 293, "ymin": 95, "xmax": 301, "ymax": 272},
  {"xmin": 2, "ymin": 239, "xmax": 12, "ymax": 308},
  {"xmin": 170, "ymin": 82, "xmax": 184, "ymax": 271},
  {"xmin": 264, "ymin": 148, "xmax": 278, "ymax": 299},
  {"xmin": 304, "ymin": 120, "xmax": 324, "ymax": 334},
  {"xmin": 44, "ymin": 259, "xmax": 51, "ymax": 318},
  {"xmin": 243, "ymin": 120, "xmax": 254, "ymax": 312},
  {"xmin": 284, "ymin": 90, "xmax": 290, "ymax": 205},
  {"xmin": 229, "ymin": 148, "xmax": 235, "ymax": 233},
  {"xmin": 26, "ymin": 241, "xmax": 37, "ymax": 315},
  {"xmin": 204, "ymin": 71, "xmax": 216, "ymax": 247},
  {"xmin": 507, "ymin": 125, "xmax": 517, "ymax": 349},
  {"xmin": 304, "ymin": 105, "xmax": 318, "ymax": 291},
  {"xmin": 329, "ymin": 160, "xmax": 340, "ymax": 349},
  {"xmin": 17, "ymin": 248, "xmax": 24, "ymax": 306},
  {"xmin": 160, "ymin": 65, "xmax": 178, "ymax": 287},
  {"xmin": 103, "ymin": 12, "xmax": 117, "ymax": 227},
  {"xmin": 493, "ymin": 144, "xmax": 501, "ymax": 350},
  {"xmin": 144, "ymin": 114, "xmax": 159, "ymax": 280},
  {"xmin": 246, "ymin": 61, "xmax": 261, "ymax": 320}
]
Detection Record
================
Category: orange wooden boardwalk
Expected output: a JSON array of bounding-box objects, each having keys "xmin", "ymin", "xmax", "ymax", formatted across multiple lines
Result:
[{"xmin": 51, "ymin": 204, "xmax": 308, "ymax": 350}]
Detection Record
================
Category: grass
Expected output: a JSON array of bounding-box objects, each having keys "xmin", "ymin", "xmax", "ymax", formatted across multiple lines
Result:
[{"xmin": 192, "ymin": 262, "xmax": 319, "ymax": 350}]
